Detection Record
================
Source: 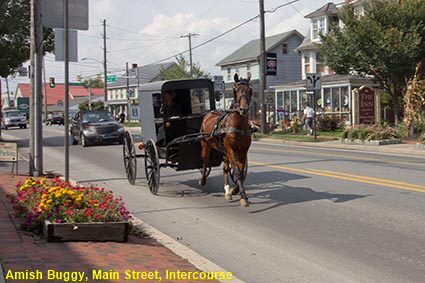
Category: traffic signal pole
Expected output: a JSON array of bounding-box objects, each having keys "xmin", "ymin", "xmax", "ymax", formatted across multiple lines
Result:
[{"xmin": 64, "ymin": 0, "xmax": 70, "ymax": 182}]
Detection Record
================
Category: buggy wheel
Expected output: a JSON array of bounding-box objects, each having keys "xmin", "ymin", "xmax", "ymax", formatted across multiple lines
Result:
[
  {"xmin": 123, "ymin": 131, "xmax": 137, "ymax": 185},
  {"xmin": 144, "ymin": 139, "xmax": 160, "ymax": 195},
  {"xmin": 230, "ymin": 160, "xmax": 248, "ymax": 185}
]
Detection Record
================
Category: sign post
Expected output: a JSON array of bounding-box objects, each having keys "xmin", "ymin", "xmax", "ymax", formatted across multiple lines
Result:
[{"xmin": 306, "ymin": 73, "xmax": 322, "ymax": 140}]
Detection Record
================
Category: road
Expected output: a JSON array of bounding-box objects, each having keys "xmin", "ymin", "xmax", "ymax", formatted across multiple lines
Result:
[{"xmin": 2, "ymin": 126, "xmax": 425, "ymax": 283}]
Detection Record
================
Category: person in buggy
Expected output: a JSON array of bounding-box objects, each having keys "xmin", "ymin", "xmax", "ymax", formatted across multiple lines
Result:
[{"xmin": 156, "ymin": 91, "xmax": 182, "ymax": 146}]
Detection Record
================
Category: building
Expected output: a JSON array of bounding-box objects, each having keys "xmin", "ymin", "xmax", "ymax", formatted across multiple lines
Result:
[
  {"xmin": 14, "ymin": 83, "xmax": 104, "ymax": 113},
  {"xmin": 216, "ymin": 30, "xmax": 304, "ymax": 118},
  {"xmin": 271, "ymin": 0, "xmax": 376, "ymax": 125},
  {"xmin": 106, "ymin": 62, "xmax": 176, "ymax": 118}
]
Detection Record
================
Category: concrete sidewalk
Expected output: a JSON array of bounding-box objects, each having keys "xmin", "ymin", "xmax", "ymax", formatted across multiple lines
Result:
[{"xmin": 0, "ymin": 173, "xmax": 228, "ymax": 283}]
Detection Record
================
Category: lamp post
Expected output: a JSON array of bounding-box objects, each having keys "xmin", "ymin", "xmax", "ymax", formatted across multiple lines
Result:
[{"xmin": 81, "ymin": 57, "xmax": 107, "ymax": 108}]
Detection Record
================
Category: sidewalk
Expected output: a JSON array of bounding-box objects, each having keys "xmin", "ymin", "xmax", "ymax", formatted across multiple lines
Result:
[
  {"xmin": 254, "ymin": 137, "xmax": 425, "ymax": 157},
  {"xmin": 0, "ymin": 173, "xmax": 224, "ymax": 283}
]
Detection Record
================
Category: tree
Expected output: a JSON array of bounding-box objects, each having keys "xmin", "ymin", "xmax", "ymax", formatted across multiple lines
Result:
[
  {"xmin": 78, "ymin": 100, "xmax": 104, "ymax": 111},
  {"xmin": 319, "ymin": 0, "xmax": 425, "ymax": 124},
  {"xmin": 159, "ymin": 55, "xmax": 210, "ymax": 80},
  {"xmin": 83, "ymin": 78, "xmax": 104, "ymax": 88},
  {"xmin": 0, "ymin": 0, "xmax": 54, "ymax": 77}
]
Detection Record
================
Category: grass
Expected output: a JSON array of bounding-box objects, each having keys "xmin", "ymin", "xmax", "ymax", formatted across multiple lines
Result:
[
  {"xmin": 254, "ymin": 129, "xmax": 343, "ymax": 142},
  {"xmin": 119, "ymin": 121, "xmax": 141, "ymax": 127}
]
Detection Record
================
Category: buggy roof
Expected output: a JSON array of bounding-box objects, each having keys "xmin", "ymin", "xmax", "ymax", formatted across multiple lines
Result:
[{"xmin": 138, "ymin": 79, "xmax": 213, "ymax": 93}]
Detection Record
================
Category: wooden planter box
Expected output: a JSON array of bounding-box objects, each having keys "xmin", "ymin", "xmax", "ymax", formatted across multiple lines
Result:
[{"xmin": 43, "ymin": 220, "xmax": 129, "ymax": 242}]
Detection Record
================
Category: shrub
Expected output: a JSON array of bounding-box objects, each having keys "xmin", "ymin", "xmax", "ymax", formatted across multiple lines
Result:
[
  {"xmin": 8, "ymin": 177, "xmax": 132, "ymax": 232},
  {"xmin": 316, "ymin": 115, "xmax": 342, "ymax": 132},
  {"xmin": 343, "ymin": 123, "xmax": 400, "ymax": 141}
]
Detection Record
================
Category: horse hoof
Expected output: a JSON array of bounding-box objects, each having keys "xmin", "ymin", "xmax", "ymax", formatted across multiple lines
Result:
[
  {"xmin": 225, "ymin": 193, "xmax": 233, "ymax": 201},
  {"xmin": 199, "ymin": 179, "xmax": 206, "ymax": 187},
  {"xmin": 240, "ymin": 198, "xmax": 249, "ymax": 207}
]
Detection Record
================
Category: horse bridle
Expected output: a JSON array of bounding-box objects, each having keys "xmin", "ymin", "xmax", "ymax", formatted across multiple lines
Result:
[{"xmin": 233, "ymin": 80, "xmax": 252, "ymax": 115}]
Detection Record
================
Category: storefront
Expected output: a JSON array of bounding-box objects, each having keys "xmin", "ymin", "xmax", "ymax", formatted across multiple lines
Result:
[{"xmin": 271, "ymin": 74, "xmax": 378, "ymax": 125}]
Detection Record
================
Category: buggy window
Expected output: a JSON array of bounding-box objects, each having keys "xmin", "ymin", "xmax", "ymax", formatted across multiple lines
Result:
[{"xmin": 190, "ymin": 88, "xmax": 211, "ymax": 115}]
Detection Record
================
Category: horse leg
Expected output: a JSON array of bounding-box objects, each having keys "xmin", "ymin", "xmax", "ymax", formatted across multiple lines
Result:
[
  {"xmin": 223, "ymin": 157, "xmax": 232, "ymax": 200},
  {"xmin": 235, "ymin": 159, "xmax": 249, "ymax": 207},
  {"xmin": 199, "ymin": 140, "xmax": 211, "ymax": 187}
]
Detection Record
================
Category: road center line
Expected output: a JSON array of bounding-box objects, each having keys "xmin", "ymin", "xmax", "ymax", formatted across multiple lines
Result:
[
  {"xmin": 249, "ymin": 161, "xmax": 425, "ymax": 193},
  {"xmin": 252, "ymin": 147, "xmax": 425, "ymax": 167}
]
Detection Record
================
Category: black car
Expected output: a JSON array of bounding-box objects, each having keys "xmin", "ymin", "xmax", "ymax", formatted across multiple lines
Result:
[
  {"xmin": 46, "ymin": 113, "xmax": 64, "ymax": 126},
  {"xmin": 70, "ymin": 110, "xmax": 124, "ymax": 147}
]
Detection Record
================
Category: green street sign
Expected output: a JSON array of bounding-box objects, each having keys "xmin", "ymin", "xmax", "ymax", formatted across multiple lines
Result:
[
  {"xmin": 69, "ymin": 82, "xmax": 85, "ymax": 86},
  {"xmin": 106, "ymin": 75, "xmax": 117, "ymax": 82}
]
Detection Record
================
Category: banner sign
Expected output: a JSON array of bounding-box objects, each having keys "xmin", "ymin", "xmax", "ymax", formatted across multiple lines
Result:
[
  {"xmin": 266, "ymin": 53, "xmax": 277, "ymax": 76},
  {"xmin": 0, "ymin": 142, "xmax": 18, "ymax": 162}
]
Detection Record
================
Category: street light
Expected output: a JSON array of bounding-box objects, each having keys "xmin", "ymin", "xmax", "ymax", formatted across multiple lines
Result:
[{"xmin": 81, "ymin": 57, "xmax": 108, "ymax": 107}]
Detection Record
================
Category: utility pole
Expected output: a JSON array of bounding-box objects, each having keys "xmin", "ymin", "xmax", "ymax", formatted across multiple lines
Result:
[
  {"xmin": 32, "ymin": 0, "xmax": 43, "ymax": 176},
  {"xmin": 126, "ymin": 62, "xmax": 130, "ymax": 120},
  {"xmin": 29, "ymin": 0, "xmax": 35, "ymax": 175},
  {"xmin": 259, "ymin": 0, "xmax": 268, "ymax": 134},
  {"xmin": 42, "ymin": 57, "xmax": 48, "ymax": 122},
  {"xmin": 180, "ymin": 33, "xmax": 199, "ymax": 78},
  {"xmin": 64, "ymin": 0, "xmax": 70, "ymax": 182},
  {"xmin": 103, "ymin": 19, "xmax": 108, "ymax": 109}
]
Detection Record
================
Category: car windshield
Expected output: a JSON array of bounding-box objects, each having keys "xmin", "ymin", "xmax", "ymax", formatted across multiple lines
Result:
[
  {"xmin": 5, "ymin": 111, "xmax": 22, "ymax": 117},
  {"xmin": 82, "ymin": 112, "xmax": 114, "ymax": 123},
  {"xmin": 51, "ymin": 114, "xmax": 62, "ymax": 118}
]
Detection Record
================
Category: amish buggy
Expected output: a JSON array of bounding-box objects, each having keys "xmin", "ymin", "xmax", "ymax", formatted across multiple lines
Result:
[{"xmin": 122, "ymin": 75, "xmax": 252, "ymax": 206}]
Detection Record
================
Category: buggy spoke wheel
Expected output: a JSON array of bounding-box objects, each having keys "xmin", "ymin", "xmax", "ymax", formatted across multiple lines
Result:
[
  {"xmin": 144, "ymin": 139, "xmax": 160, "ymax": 195},
  {"xmin": 123, "ymin": 131, "xmax": 137, "ymax": 185},
  {"xmin": 230, "ymin": 160, "xmax": 248, "ymax": 185}
]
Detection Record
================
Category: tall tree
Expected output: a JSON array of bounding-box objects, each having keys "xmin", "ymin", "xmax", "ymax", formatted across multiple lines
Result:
[
  {"xmin": 159, "ymin": 55, "xmax": 210, "ymax": 80},
  {"xmin": 319, "ymin": 0, "xmax": 425, "ymax": 124},
  {"xmin": 0, "ymin": 0, "xmax": 54, "ymax": 77}
]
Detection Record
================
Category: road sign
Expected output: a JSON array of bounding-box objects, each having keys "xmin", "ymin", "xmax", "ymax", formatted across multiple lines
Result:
[
  {"xmin": 213, "ymin": 76, "xmax": 225, "ymax": 93},
  {"xmin": 306, "ymin": 73, "xmax": 321, "ymax": 91},
  {"xmin": 266, "ymin": 53, "xmax": 277, "ymax": 76},
  {"xmin": 41, "ymin": 0, "xmax": 89, "ymax": 30},
  {"xmin": 127, "ymin": 89, "xmax": 135, "ymax": 98},
  {"xmin": 106, "ymin": 75, "xmax": 117, "ymax": 83}
]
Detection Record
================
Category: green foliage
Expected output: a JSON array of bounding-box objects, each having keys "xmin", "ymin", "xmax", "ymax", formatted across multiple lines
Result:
[
  {"xmin": 159, "ymin": 55, "xmax": 210, "ymax": 80},
  {"xmin": 316, "ymin": 115, "xmax": 342, "ymax": 132},
  {"xmin": 78, "ymin": 100, "xmax": 104, "ymax": 111},
  {"xmin": 291, "ymin": 119, "xmax": 300, "ymax": 134},
  {"xmin": 343, "ymin": 124, "xmax": 400, "ymax": 140},
  {"xmin": 319, "ymin": 0, "xmax": 425, "ymax": 123},
  {"xmin": 0, "ymin": 0, "xmax": 54, "ymax": 77},
  {"xmin": 83, "ymin": 79, "xmax": 104, "ymax": 88}
]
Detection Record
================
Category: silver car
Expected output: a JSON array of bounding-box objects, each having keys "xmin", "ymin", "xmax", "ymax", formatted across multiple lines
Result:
[{"xmin": 1, "ymin": 110, "xmax": 27, "ymax": 130}]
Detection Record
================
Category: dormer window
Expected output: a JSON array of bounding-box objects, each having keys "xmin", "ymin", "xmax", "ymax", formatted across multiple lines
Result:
[{"xmin": 312, "ymin": 17, "xmax": 326, "ymax": 40}]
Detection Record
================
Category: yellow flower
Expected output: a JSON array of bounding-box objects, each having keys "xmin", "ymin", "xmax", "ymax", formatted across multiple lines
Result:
[
  {"xmin": 93, "ymin": 203, "xmax": 99, "ymax": 207},
  {"xmin": 40, "ymin": 178, "xmax": 46, "ymax": 185},
  {"xmin": 55, "ymin": 193, "xmax": 62, "ymax": 198},
  {"xmin": 46, "ymin": 199, "xmax": 53, "ymax": 204}
]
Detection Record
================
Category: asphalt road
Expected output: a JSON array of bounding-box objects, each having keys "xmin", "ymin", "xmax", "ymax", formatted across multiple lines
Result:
[{"xmin": 3, "ymin": 126, "xmax": 425, "ymax": 283}]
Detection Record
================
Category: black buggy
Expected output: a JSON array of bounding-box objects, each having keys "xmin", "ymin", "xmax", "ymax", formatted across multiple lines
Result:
[{"xmin": 122, "ymin": 79, "xmax": 223, "ymax": 194}]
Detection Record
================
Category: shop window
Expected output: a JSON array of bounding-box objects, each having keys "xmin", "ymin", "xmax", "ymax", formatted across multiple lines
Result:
[{"xmin": 332, "ymin": 87, "xmax": 340, "ymax": 112}]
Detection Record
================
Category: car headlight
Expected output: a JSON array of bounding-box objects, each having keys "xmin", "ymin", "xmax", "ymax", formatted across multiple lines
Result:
[
  {"xmin": 83, "ymin": 129, "xmax": 95, "ymax": 135},
  {"xmin": 117, "ymin": 127, "xmax": 124, "ymax": 133}
]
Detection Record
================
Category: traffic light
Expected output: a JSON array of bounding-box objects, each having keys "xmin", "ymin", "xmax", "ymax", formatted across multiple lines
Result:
[
  {"xmin": 97, "ymin": 74, "xmax": 101, "ymax": 81},
  {"xmin": 49, "ymin": 77, "xmax": 55, "ymax": 88},
  {"xmin": 77, "ymin": 74, "xmax": 81, "ymax": 82}
]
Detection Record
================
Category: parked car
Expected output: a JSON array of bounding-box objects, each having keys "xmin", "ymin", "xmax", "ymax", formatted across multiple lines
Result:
[
  {"xmin": 46, "ymin": 113, "xmax": 64, "ymax": 126},
  {"xmin": 1, "ymin": 110, "xmax": 27, "ymax": 130},
  {"xmin": 70, "ymin": 110, "xmax": 124, "ymax": 147}
]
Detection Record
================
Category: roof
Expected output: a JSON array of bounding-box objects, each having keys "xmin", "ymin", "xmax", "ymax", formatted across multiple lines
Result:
[
  {"xmin": 216, "ymin": 30, "xmax": 304, "ymax": 66},
  {"xmin": 305, "ymin": 2, "xmax": 338, "ymax": 18},
  {"xmin": 15, "ymin": 84, "xmax": 104, "ymax": 106},
  {"xmin": 108, "ymin": 62, "xmax": 176, "ymax": 88}
]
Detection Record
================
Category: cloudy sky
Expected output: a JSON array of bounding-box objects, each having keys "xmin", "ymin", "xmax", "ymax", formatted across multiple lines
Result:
[{"xmin": 4, "ymin": 0, "xmax": 333, "ymax": 93}]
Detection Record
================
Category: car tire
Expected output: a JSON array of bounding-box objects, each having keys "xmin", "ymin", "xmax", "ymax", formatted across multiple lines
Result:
[
  {"xmin": 23, "ymin": 124, "xmax": 27, "ymax": 129},
  {"xmin": 80, "ymin": 133, "xmax": 89, "ymax": 147}
]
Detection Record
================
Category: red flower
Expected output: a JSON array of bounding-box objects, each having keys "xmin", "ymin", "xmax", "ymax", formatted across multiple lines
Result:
[
  {"xmin": 95, "ymin": 214, "xmax": 101, "ymax": 219},
  {"xmin": 85, "ymin": 208, "xmax": 92, "ymax": 217}
]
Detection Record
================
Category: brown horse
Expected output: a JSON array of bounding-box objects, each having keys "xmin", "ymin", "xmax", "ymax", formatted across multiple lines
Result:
[{"xmin": 199, "ymin": 73, "xmax": 252, "ymax": 207}]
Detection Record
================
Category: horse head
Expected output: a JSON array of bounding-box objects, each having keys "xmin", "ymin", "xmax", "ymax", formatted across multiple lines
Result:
[{"xmin": 233, "ymin": 73, "xmax": 252, "ymax": 116}]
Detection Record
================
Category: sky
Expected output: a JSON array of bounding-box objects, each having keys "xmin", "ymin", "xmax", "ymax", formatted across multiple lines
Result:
[{"xmin": 2, "ymin": 0, "xmax": 333, "ymax": 95}]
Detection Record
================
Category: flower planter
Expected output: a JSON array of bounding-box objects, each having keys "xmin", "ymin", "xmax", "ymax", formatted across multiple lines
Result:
[
  {"xmin": 340, "ymin": 138, "xmax": 402, "ymax": 146},
  {"xmin": 43, "ymin": 220, "xmax": 129, "ymax": 242}
]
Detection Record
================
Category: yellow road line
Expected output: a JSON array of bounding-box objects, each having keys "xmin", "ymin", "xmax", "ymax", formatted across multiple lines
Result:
[
  {"xmin": 249, "ymin": 161, "xmax": 425, "ymax": 193},
  {"xmin": 252, "ymin": 147, "xmax": 425, "ymax": 167}
]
